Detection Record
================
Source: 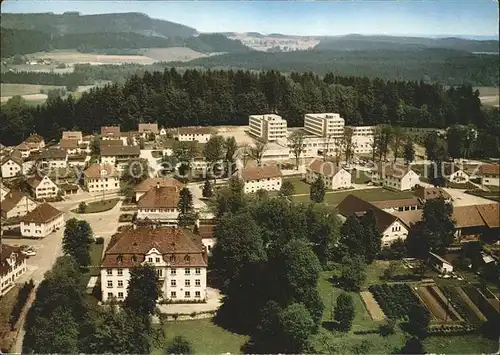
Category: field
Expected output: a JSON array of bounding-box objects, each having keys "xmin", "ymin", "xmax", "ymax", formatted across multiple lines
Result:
[
  {"xmin": 142, "ymin": 47, "xmax": 208, "ymax": 62},
  {"xmin": 475, "ymin": 86, "xmax": 500, "ymax": 107},
  {"xmin": 25, "ymin": 50, "xmax": 156, "ymax": 65},
  {"xmin": 291, "ymin": 188, "xmax": 415, "ymax": 205},
  {"xmin": 415, "ymin": 286, "xmax": 460, "ymax": 321},
  {"xmin": 1, "ymin": 83, "xmax": 85, "ymax": 104}
]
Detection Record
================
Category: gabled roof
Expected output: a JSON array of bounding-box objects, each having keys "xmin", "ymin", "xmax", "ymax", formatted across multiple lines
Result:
[
  {"xmin": 24, "ymin": 134, "xmax": 44, "ymax": 144},
  {"xmin": 478, "ymin": 164, "xmax": 499, "ymax": 176},
  {"xmin": 100, "ymin": 145, "xmax": 140, "ymax": 157},
  {"xmin": 443, "ymin": 163, "xmax": 468, "ymax": 176},
  {"xmin": 84, "ymin": 163, "xmax": 118, "ymax": 178},
  {"xmin": 41, "ymin": 148, "xmax": 67, "ymax": 160},
  {"xmin": 137, "ymin": 186, "xmax": 180, "ymax": 209},
  {"xmin": 101, "ymin": 227, "xmax": 207, "ymax": 268},
  {"xmin": 337, "ymin": 194, "xmax": 401, "ymax": 233},
  {"xmin": 373, "ymin": 163, "xmax": 415, "ymax": 179},
  {"xmin": 413, "ymin": 185, "xmax": 451, "ymax": 201},
  {"xmin": 100, "ymin": 139, "xmax": 123, "ymax": 147},
  {"xmin": 1, "ymin": 150, "xmax": 23, "ymax": 166},
  {"xmin": 134, "ymin": 177, "xmax": 183, "ymax": 192},
  {"xmin": 241, "ymin": 165, "xmax": 283, "ymax": 181},
  {"xmin": 21, "ymin": 202, "xmax": 63, "ymax": 224},
  {"xmin": 26, "ymin": 175, "xmax": 44, "ymax": 188},
  {"xmin": 62, "ymin": 131, "xmax": 83, "ymax": 141},
  {"xmin": 452, "ymin": 205, "xmax": 485, "ymax": 228},
  {"xmin": 138, "ymin": 123, "xmax": 159, "ymax": 133},
  {"xmin": 60, "ymin": 139, "xmax": 79, "ymax": 149},
  {"xmin": 1, "ymin": 190, "xmax": 35, "ymax": 213},
  {"xmin": 307, "ymin": 158, "xmax": 346, "ymax": 177},
  {"xmin": 178, "ymin": 126, "xmax": 214, "ymax": 135},
  {"xmin": 16, "ymin": 142, "xmax": 30, "ymax": 151},
  {"xmin": 371, "ymin": 198, "xmax": 422, "ymax": 210},
  {"xmin": 101, "ymin": 126, "xmax": 121, "ymax": 137},
  {"xmin": 1, "ymin": 244, "xmax": 26, "ymax": 277},
  {"xmin": 476, "ymin": 203, "xmax": 500, "ymax": 228}
]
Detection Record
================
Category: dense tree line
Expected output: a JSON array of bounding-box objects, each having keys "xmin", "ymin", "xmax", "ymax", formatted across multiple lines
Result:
[
  {"xmin": 169, "ymin": 48, "xmax": 499, "ymax": 86},
  {"xmin": 2, "ymin": 67, "xmax": 498, "ymax": 147}
]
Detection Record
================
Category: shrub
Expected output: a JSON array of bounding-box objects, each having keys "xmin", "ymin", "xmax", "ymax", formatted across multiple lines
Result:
[
  {"xmin": 78, "ymin": 202, "xmax": 87, "ymax": 213},
  {"xmin": 379, "ymin": 319, "xmax": 396, "ymax": 336},
  {"xmin": 9, "ymin": 279, "xmax": 35, "ymax": 330},
  {"xmin": 95, "ymin": 237, "xmax": 104, "ymax": 245}
]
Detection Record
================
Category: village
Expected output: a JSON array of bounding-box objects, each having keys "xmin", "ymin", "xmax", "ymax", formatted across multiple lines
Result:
[{"xmin": 1, "ymin": 112, "xmax": 499, "ymax": 352}]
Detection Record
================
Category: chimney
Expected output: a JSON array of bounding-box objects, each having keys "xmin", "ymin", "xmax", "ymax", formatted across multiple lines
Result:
[{"xmin": 156, "ymin": 181, "xmax": 160, "ymax": 189}]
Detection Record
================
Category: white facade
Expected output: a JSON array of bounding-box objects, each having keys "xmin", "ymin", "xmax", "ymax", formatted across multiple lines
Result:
[
  {"xmin": 85, "ymin": 176, "xmax": 120, "ymax": 193},
  {"xmin": 372, "ymin": 169, "xmax": 420, "ymax": 191},
  {"xmin": 31, "ymin": 176, "xmax": 59, "ymax": 199},
  {"xmin": 0, "ymin": 252, "xmax": 27, "ymax": 297},
  {"xmin": 136, "ymin": 208, "xmax": 179, "ymax": 225},
  {"xmin": 1, "ymin": 159, "xmax": 22, "ymax": 178},
  {"xmin": 160, "ymin": 128, "xmax": 167, "ymax": 136},
  {"xmin": 243, "ymin": 176, "xmax": 282, "ymax": 194},
  {"xmin": 304, "ymin": 113, "xmax": 345, "ymax": 138},
  {"xmin": 448, "ymin": 169, "xmax": 470, "ymax": 183},
  {"xmin": 353, "ymin": 136, "xmax": 373, "ymax": 155},
  {"xmin": 177, "ymin": 130, "xmax": 211, "ymax": 143},
  {"xmin": 43, "ymin": 157, "xmax": 67, "ymax": 169},
  {"xmin": 101, "ymin": 248, "xmax": 207, "ymax": 302},
  {"xmin": 350, "ymin": 126, "xmax": 376, "ymax": 137},
  {"xmin": 249, "ymin": 114, "xmax": 288, "ymax": 142},
  {"xmin": 381, "ymin": 220, "xmax": 409, "ymax": 246},
  {"xmin": 306, "ymin": 167, "xmax": 352, "ymax": 190},
  {"xmin": 21, "ymin": 213, "xmax": 64, "ymax": 238},
  {"xmin": 2, "ymin": 195, "xmax": 38, "ymax": 219}
]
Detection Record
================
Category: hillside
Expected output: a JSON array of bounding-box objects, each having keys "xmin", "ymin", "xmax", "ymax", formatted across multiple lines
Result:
[
  {"xmin": 168, "ymin": 48, "xmax": 499, "ymax": 86},
  {"xmin": 186, "ymin": 34, "xmax": 252, "ymax": 53},
  {"xmin": 0, "ymin": 12, "xmax": 197, "ymax": 38},
  {"xmin": 314, "ymin": 34, "xmax": 499, "ymax": 53}
]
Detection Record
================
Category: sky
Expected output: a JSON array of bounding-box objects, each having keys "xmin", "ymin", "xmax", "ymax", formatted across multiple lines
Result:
[{"xmin": 2, "ymin": 0, "xmax": 499, "ymax": 37}]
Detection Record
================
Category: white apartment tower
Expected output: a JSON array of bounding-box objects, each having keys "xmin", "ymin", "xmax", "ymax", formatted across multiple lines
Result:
[
  {"xmin": 304, "ymin": 113, "xmax": 345, "ymax": 138},
  {"xmin": 249, "ymin": 114, "xmax": 288, "ymax": 142}
]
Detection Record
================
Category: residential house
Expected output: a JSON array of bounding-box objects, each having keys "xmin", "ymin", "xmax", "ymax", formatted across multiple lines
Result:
[
  {"xmin": 100, "ymin": 145, "xmax": 140, "ymax": 169},
  {"xmin": 23, "ymin": 134, "xmax": 45, "ymax": 152},
  {"xmin": 15, "ymin": 142, "xmax": 31, "ymax": 158},
  {"xmin": 478, "ymin": 164, "xmax": 499, "ymax": 187},
  {"xmin": 67, "ymin": 154, "xmax": 89, "ymax": 168},
  {"xmin": 241, "ymin": 165, "xmax": 283, "ymax": 194},
  {"xmin": 306, "ymin": 158, "xmax": 352, "ymax": 190},
  {"xmin": 62, "ymin": 131, "xmax": 83, "ymax": 142},
  {"xmin": 26, "ymin": 175, "xmax": 59, "ymax": 200},
  {"xmin": 1, "ymin": 244, "xmax": 27, "ymax": 296},
  {"xmin": 138, "ymin": 123, "xmax": 159, "ymax": 138},
  {"xmin": 1, "ymin": 151, "xmax": 23, "ymax": 178},
  {"xmin": 1, "ymin": 182, "xmax": 10, "ymax": 201},
  {"xmin": 371, "ymin": 163, "xmax": 420, "ymax": 191},
  {"xmin": 1, "ymin": 190, "xmax": 37, "ymax": 219},
  {"xmin": 134, "ymin": 177, "xmax": 183, "ymax": 201},
  {"xmin": 100, "ymin": 227, "xmax": 208, "ymax": 302},
  {"xmin": 337, "ymin": 194, "xmax": 409, "ymax": 246},
  {"xmin": 197, "ymin": 219, "xmax": 216, "ymax": 255},
  {"xmin": 371, "ymin": 198, "xmax": 422, "ymax": 213},
  {"xmin": 136, "ymin": 185, "xmax": 180, "ymax": 225},
  {"xmin": 101, "ymin": 126, "xmax": 121, "ymax": 140},
  {"xmin": 59, "ymin": 183, "xmax": 79, "ymax": 196},
  {"xmin": 20, "ymin": 202, "xmax": 64, "ymax": 238},
  {"xmin": 59, "ymin": 139, "xmax": 80, "ymax": 155},
  {"xmin": 120, "ymin": 131, "xmax": 139, "ymax": 146},
  {"xmin": 40, "ymin": 148, "xmax": 67, "ymax": 169},
  {"xmin": 444, "ymin": 164, "xmax": 470, "ymax": 183},
  {"xmin": 413, "ymin": 185, "xmax": 452, "ymax": 203},
  {"xmin": 176, "ymin": 127, "xmax": 213, "ymax": 143},
  {"xmin": 429, "ymin": 252, "xmax": 454, "ymax": 275},
  {"xmin": 83, "ymin": 163, "xmax": 120, "ymax": 194},
  {"xmin": 159, "ymin": 127, "xmax": 167, "ymax": 136}
]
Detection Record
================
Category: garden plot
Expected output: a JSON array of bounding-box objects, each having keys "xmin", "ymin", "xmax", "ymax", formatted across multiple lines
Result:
[
  {"xmin": 360, "ymin": 291, "xmax": 385, "ymax": 321},
  {"xmin": 462, "ymin": 286, "xmax": 499, "ymax": 321},
  {"xmin": 441, "ymin": 286, "xmax": 487, "ymax": 324},
  {"xmin": 368, "ymin": 284, "xmax": 422, "ymax": 319},
  {"xmin": 415, "ymin": 286, "xmax": 461, "ymax": 322}
]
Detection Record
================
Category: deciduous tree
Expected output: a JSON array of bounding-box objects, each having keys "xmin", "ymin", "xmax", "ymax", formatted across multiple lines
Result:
[
  {"xmin": 334, "ymin": 292, "xmax": 355, "ymax": 331},
  {"xmin": 290, "ymin": 131, "xmax": 305, "ymax": 169},
  {"xmin": 62, "ymin": 218, "xmax": 93, "ymax": 267},
  {"xmin": 403, "ymin": 139, "xmax": 415, "ymax": 165},
  {"xmin": 165, "ymin": 335, "xmax": 194, "ymax": 354},
  {"xmin": 250, "ymin": 141, "xmax": 267, "ymax": 165},
  {"xmin": 310, "ymin": 176, "xmax": 325, "ymax": 203},
  {"xmin": 123, "ymin": 264, "xmax": 161, "ymax": 316},
  {"xmin": 279, "ymin": 180, "xmax": 295, "ymax": 197},
  {"xmin": 122, "ymin": 158, "xmax": 150, "ymax": 185}
]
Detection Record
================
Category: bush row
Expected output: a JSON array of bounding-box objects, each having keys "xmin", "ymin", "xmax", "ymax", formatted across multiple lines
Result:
[
  {"xmin": 9, "ymin": 279, "xmax": 35, "ymax": 330},
  {"xmin": 441, "ymin": 286, "xmax": 483, "ymax": 324},
  {"xmin": 368, "ymin": 283, "xmax": 421, "ymax": 319}
]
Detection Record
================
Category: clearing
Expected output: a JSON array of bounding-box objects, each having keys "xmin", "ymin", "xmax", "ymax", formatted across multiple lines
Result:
[
  {"xmin": 142, "ymin": 47, "xmax": 208, "ymax": 62},
  {"xmin": 25, "ymin": 50, "xmax": 156, "ymax": 65},
  {"xmin": 475, "ymin": 86, "xmax": 499, "ymax": 107}
]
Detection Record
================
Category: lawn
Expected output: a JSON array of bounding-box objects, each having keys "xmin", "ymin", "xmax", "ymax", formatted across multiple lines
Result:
[
  {"xmin": 1, "ymin": 83, "xmax": 63, "ymax": 97},
  {"xmin": 72, "ymin": 198, "xmax": 120, "ymax": 213},
  {"xmin": 291, "ymin": 188, "xmax": 415, "ymax": 205},
  {"xmin": 424, "ymin": 334, "xmax": 498, "ymax": 354},
  {"xmin": 351, "ymin": 169, "xmax": 372, "ymax": 184},
  {"xmin": 80, "ymin": 242, "xmax": 104, "ymax": 289},
  {"xmin": 155, "ymin": 319, "xmax": 249, "ymax": 354},
  {"xmin": 283, "ymin": 177, "xmax": 310, "ymax": 195}
]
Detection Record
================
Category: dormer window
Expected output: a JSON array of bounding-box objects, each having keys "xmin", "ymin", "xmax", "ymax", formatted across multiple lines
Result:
[
  {"xmin": 117, "ymin": 254, "xmax": 123, "ymax": 264},
  {"xmin": 170, "ymin": 255, "xmax": 176, "ymax": 263},
  {"xmin": 184, "ymin": 255, "xmax": 190, "ymax": 263},
  {"xmin": 131, "ymin": 255, "xmax": 137, "ymax": 263}
]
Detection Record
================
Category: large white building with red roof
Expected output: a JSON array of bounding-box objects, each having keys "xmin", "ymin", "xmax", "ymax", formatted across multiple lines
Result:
[
  {"xmin": 240, "ymin": 165, "xmax": 283, "ymax": 194},
  {"xmin": 20, "ymin": 202, "xmax": 64, "ymax": 238},
  {"xmin": 306, "ymin": 158, "xmax": 352, "ymax": 190},
  {"xmin": 100, "ymin": 227, "xmax": 208, "ymax": 303}
]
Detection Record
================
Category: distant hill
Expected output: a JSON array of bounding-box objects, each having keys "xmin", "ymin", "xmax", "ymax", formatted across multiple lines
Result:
[
  {"xmin": 186, "ymin": 34, "xmax": 252, "ymax": 53},
  {"xmin": 314, "ymin": 34, "xmax": 499, "ymax": 53},
  {"xmin": 1, "ymin": 12, "xmax": 197, "ymax": 38}
]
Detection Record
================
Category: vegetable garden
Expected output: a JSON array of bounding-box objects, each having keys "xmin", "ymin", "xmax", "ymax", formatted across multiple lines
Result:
[{"xmin": 368, "ymin": 284, "xmax": 421, "ymax": 319}]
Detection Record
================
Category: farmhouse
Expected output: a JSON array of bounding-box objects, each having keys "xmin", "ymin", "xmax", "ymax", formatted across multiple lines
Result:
[
  {"xmin": 83, "ymin": 163, "xmax": 120, "ymax": 194},
  {"xmin": 100, "ymin": 227, "xmax": 208, "ymax": 303},
  {"xmin": 136, "ymin": 185, "xmax": 180, "ymax": 225},
  {"xmin": 241, "ymin": 165, "xmax": 283, "ymax": 194},
  {"xmin": 20, "ymin": 202, "xmax": 64, "ymax": 238},
  {"xmin": 429, "ymin": 252, "xmax": 454, "ymax": 275},
  {"xmin": 22, "ymin": 134, "xmax": 45, "ymax": 152},
  {"xmin": 134, "ymin": 177, "xmax": 183, "ymax": 201},
  {"xmin": 1, "ymin": 151, "xmax": 23, "ymax": 178},
  {"xmin": 176, "ymin": 127, "xmax": 214, "ymax": 143},
  {"xmin": 62, "ymin": 131, "xmax": 83, "ymax": 142},
  {"xmin": 15, "ymin": 143, "xmax": 31, "ymax": 158},
  {"xmin": 1, "ymin": 244, "xmax": 27, "ymax": 297},
  {"xmin": 371, "ymin": 163, "xmax": 420, "ymax": 191},
  {"xmin": 101, "ymin": 126, "xmax": 121, "ymax": 139},
  {"xmin": 138, "ymin": 123, "xmax": 159, "ymax": 137},
  {"xmin": 40, "ymin": 148, "xmax": 68, "ymax": 169},
  {"xmin": 306, "ymin": 158, "xmax": 352, "ymax": 190},
  {"xmin": 0, "ymin": 190, "xmax": 37, "ymax": 219},
  {"xmin": 337, "ymin": 194, "xmax": 409, "ymax": 246},
  {"xmin": 478, "ymin": 163, "xmax": 499, "ymax": 187},
  {"xmin": 26, "ymin": 175, "xmax": 59, "ymax": 200}
]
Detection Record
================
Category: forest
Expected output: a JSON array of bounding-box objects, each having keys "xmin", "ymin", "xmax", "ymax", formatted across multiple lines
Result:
[{"xmin": 1, "ymin": 68, "xmax": 498, "ymax": 149}]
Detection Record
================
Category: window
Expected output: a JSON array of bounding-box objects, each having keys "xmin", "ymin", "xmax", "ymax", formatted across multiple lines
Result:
[
  {"xmin": 170, "ymin": 280, "xmax": 176, "ymax": 287},
  {"xmin": 195, "ymin": 291, "xmax": 201, "ymax": 298},
  {"xmin": 117, "ymin": 268, "xmax": 123, "ymax": 276},
  {"xmin": 107, "ymin": 280, "xmax": 113, "ymax": 288},
  {"xmin": 155, "ymin": 257, "xmax": 160, "ymax": 263},
  {"xmin": 118, "ymin": 292, "xmax": 124, "ymax": 299},
  {"xmin": 185, "ymin": 280, "xmax": 191, "ymax": 287},
  {"xmin": 184, "ymin": 255, "xmax": 190, "ymax": 262},
  {"xmin": 195, "ymin": 279, "xmax": 201, "ymax": 287},
  {"xmin": 195, "ymin": 268, "xmax": 201, "ymax": 275},
  {"xmin": 171, "ymin": 291, "xmax": 176, "ymax": 298},
  {"xmin": 171, "ymin": 269, "xmax": 176, "ymax": 276},
  {"xmin": 156, "ymin": 269, "xmax": 163, "ymax": 277},
  {"xmin": 185, "ymin": 268, "xmax": 190, "ymax": 275},
  {"xmin": 107, "ymin": 292, "xmax": 113, "ymax": 298},
  {"xmin": 118, "ymin": 280, "xmax": 123, "ymax": 288},
  {"xmin": 185, "ymin": 291, "xmax": 191, "ymax": 298},
  {"xmin": 148, "ymin": 257, "xmax": 153, "ymax": 263}
]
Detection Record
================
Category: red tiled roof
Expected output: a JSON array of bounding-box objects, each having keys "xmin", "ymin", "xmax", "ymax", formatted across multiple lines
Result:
[
  {"xmin": 371, "ymin": 198, "xmax": 422, "ymax": 210},
  {"xmin": 101, "ymin": 227, "xmax": 207, "ymax": 268},
  {"xmin": 476, "ymin": 203, "xmax": 500, "ymax": 228},
  {"xmin": 21, "ymin": 202, "xmax": 62, "ymax": 224},
  {"xmin": 60, "ymin": 139, "xmax": 79, "ymax": 149},
  {"xmin": 100, "ymin": 145, "xmax": 140, "ymax": 157},
  {"xmin": 101, "ymin": 126, "xmax": 121, "ymax": 137},
  {"xmin": 62, "ymin": 131, "xmax": 83, "ymax": 140},
  {"xmin": 307, "ymin": 158, "xmax": 344, "ymax": 177},
  {"xmin": 137, "ymin": 186, "xmax": 180, "ymax": 209},
  {"xmin": 84, "ymin": 163, "xmax": 118, "ymax": 178},
  {"xmin": 241, "ymin": 165, "xmax": 283, "ymax": 181},
  {"xmin": 413, "ymin": 185, "xmax": 451, "ymax": 200},
  {"xmin": 0, "ymin": 190, "xmax": 33, "ymax": 213},
  {"xmin": 134, "ymin": 177, "xmax": 183, "ymax": 192},
  {"xmin": 1, "ymin": 150, "xmax": 23, "ymax": 166},
  {"xmin": 138, "ymin": 123, "xmax": 159, "ymax": 133},
  {"xmin": 478, "ymin": 164, "xmax": 499, "ymax": 176}
]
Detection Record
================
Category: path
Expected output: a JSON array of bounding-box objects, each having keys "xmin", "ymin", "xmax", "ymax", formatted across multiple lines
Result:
[
  {"xmin": 360, "ymin": 291, "xmax": 385, "ymax": 321},
  {"xmin": 157, "ymin": 288, "xmax": 222, "ymax": 317}
]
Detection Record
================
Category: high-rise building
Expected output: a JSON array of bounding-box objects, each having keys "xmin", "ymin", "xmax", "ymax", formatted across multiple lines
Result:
[
  {"xmin": 248, "ymin": 114, "xmax": 288, "ymax": 142},
  {"xmin": 303, "ymin": 113, "xmax": 345, "ymax": 138}
]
